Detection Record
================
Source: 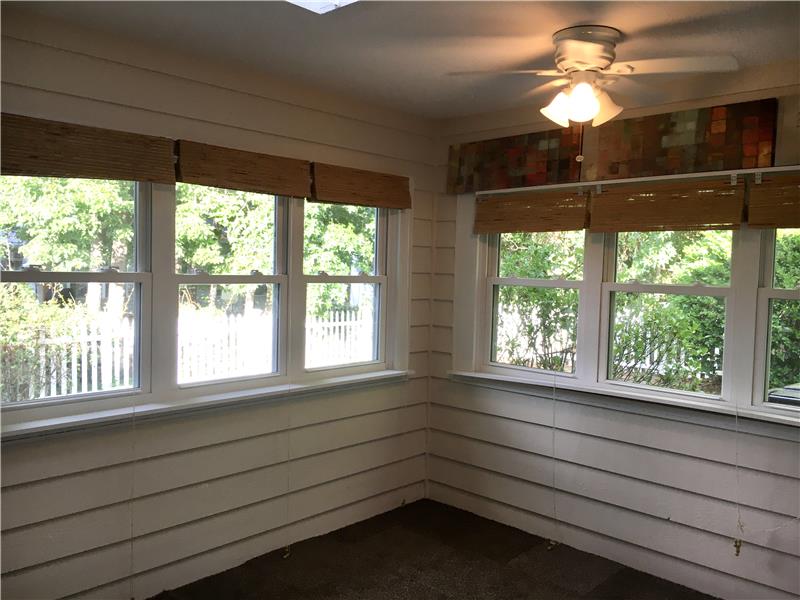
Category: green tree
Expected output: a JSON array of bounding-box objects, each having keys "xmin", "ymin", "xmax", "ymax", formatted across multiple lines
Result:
[{"xmin": 0, "ymin": 176, "xmax": 135, "ymax": 271}]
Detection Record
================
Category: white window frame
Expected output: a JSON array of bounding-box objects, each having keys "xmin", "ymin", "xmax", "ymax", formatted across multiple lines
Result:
[
  {"xmin": 752, "ymin": 229, "xmax": 800, "ymax": 410},
  {"xmin": 1, "ymin": 180, "xmax": 411, "ymax": 434},
  {"xmin": 453, "ymin": 166, "xmax": 800, "ymax": 424},
  {"xmin": 173, "ymin": 189, "xmax": 288, "ymax": 388},
  {"xmin": 479, "ymin": 233, "xmax": 584, "ymax": 382},
  {"xmin": 288, "ymin": 197, "xmax": 390, "ymax": 379},
  {"xmin": 0, "ymin": 182, "xmax": 153, "ymax": 410}
]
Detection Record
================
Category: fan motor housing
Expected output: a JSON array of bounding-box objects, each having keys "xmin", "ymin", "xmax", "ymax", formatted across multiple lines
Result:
[{"xmin": 552, "ymin": 25, "xmax": 622, "ymax": 72}]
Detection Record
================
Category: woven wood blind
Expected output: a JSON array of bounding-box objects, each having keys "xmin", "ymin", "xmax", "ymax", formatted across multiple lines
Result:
[
  {"xmin": 474, "ymin": 190, "xmax": 588, "ymax": 234},
  {"xmin": 311, "ymin": 163, "xmax": 411, "ymax": 209},
  {"xmin": 1, "ymin": 113, "xmax": 175, "ymax": 183},
  {"xmin": 747, "ymin": 173, "xmax": 800, "ymax": 228},
  {"xmin": 589, "ymin": 180, "xmax": 745, "ymax": 232},
  {"xmin": 177, "ymin": 141, "xmax": 310, "ymax": 197}
]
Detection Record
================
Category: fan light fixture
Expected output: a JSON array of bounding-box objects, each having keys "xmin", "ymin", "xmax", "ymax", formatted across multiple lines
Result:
[{"xmin": 540, "ymin": 72, "xmax": 622, "ymax": 128}]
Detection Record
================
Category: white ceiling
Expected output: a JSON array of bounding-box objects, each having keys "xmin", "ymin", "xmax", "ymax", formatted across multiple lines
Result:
[{"xmin": 6, "ymin": 1, "xmax": 800, "ymax": 119}]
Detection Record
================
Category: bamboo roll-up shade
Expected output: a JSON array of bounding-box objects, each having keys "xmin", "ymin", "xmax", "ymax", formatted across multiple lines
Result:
[
  {"xmin": 474, "ymin": 190, "xmax": 588, "ymax": 234},
  {"xmin": 589, "ymin": 180, "xmax": 745, "ymax": 232},
  {"xmin": 311, "ymin": 162, "xmax": 411, "ymax": 209},
  {"xmin": 177, "ymin": 140, "xmax": 311, "ymax": 197},
  {"xmin": 1, "ymin": 113, "xmax": 175, "ymax": 183},
  {"xmin": 747, "ymin": 173, "xmax": 800, "ymax": 228}
]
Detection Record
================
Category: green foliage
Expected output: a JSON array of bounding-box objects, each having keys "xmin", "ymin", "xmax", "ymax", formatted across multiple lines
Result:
[
  {"xmin": 499, "ymin": 231, "xmax": 583, "ymax": 280},
  {"xmin": 768, "ymin": 299, "xmax": 800, "ymax": 393},
  {"xmin": 303, "ymin": 201, "xmax": 377, "ymax": 316},
  {"xmin": 774, "ymin": 229, "xmax": 800, "ymax": 289},
  {"xmin": 611, "ymin": 292, "xmax": 725, "ymax": 394},
  {"xmin": 0, "ymin": 176, "xmax": 135, "ymax": 271},
  {"xmin": 175, "ymin": 183, "xmax": 275, "ymax": 275},
  {"xmin": 494, "ymin": 286, "xmax": 577, "ymax": 372},
  {"xmin": 616, "ymin": 230, "xmax": 731, "ymax": 285},
  {"xmin": 0, "ymin": 283, "xmax": 86, "ymax": 402},
  {"xmin": 768, "ymin": 231, "xmax": 800, "ymax": 395}
]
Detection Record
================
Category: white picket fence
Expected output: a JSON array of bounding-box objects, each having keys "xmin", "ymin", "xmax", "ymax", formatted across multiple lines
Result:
[
  {"xmin": 305, "ymin": 309, "xmax": 375, "ymax": 369},
  {"xmin": 1, "ymin": 308, "xmax": 375, "ymax": 402},
  {"xmin": 1, "ymin": 317, "xmax": 136, "ymax": 402}
]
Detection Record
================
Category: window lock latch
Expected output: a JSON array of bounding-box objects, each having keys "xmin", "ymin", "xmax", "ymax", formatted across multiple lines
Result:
[
  {"xmin": 318, "ymin": 271, "xmax": 329, "ymax": 276},
  {"xmin": 250, "ymin": 270, "xmax": 264, "ymax": 276},
  {"xmin": 100, "ymin": 266, "xmax": 120, "ymax": 273},
  {"xmin": 191, "ymin": 269, "xmax": 209, "ymax": 277},
  {"xmin": 22, "ymin": 264, "xmax": 43, "ymax": 272}
]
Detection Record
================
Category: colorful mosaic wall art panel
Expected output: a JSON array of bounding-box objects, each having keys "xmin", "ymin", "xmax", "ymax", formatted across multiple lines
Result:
[
  {"xmin": 595, "ymin": 98, "xmax": 777, "ymax": 180},
  {"xmin": 446, "ymin": 126, "xmax": 582, "ymax": 194}
]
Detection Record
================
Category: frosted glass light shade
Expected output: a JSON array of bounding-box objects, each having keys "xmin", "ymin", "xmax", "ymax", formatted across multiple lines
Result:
[
  {"xmin": 540, "ymin": 91, "xmax": 570, "ymax": 128},
  {"xmin": 592, "ymin": 90, "xmax": 624, "ymax": 126},
  {"xmin": 567, "ymin": 82, "xmax": 600, "ymax": 123}
]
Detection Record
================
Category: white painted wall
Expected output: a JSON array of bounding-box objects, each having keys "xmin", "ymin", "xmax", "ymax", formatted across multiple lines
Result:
[
  {"xmin": 0, "ymin": 9, "xmax": 436, "ymax": 599},
  {"xmin": 2, "ymin": 8, "xmax": 800, "ymax": 600}
]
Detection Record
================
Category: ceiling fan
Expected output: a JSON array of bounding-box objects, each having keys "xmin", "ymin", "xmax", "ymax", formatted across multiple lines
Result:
[{"xmin": 454, "ymin": 25, "xmax": 739, "ymax": 127}]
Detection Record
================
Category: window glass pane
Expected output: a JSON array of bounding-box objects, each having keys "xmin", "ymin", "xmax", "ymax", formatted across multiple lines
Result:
[
  {"xmin": 304, "ymin": 201, "xmax": 377, "ymax": 275},
  {"xmin": 499, "ymin": 231, "xmax": 584, "ymax": 280},
  {"xmin": 609, "ymin": 292, "xmax": 725, "ymax": 395},
  {"xmin": 177, "ymin": 284, "xmax": 277, "ymax": 384},
  {"xmin": 1, "ymin": 281, "xmax": 137, "ymax": 404},
  {"xmin": 491, "ymin": 285, "xmax": 578, "ymax": 373},
  {"xmin": 616, "ymin": 230, "xmax": 732, "ymax": 285},
  {"xmin": 774, "ymin": 228, "xmax": 800, "ymax": 289},
  {"xmin": 305, "ymin": 283, "xmax": 378, "ymax": 369},
  {"xmin": 766, "ymin": 299, "xmax": 800, "ymax": 406},
  {"xmin": 175, "ymin": 183, "xmax": 276, "ymax": 275},
  {"xmin": 0, "ymin": 176, "xmax": 136, "ymax": 272}
]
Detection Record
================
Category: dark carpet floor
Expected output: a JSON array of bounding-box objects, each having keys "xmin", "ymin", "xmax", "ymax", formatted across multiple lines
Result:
[{"xmin": 151, "ymin": 499, "xmax": 717, "ymax": 600}]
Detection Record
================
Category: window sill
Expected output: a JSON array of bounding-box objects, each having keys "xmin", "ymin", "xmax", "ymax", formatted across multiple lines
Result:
[
  {"xmin": 449, "ymin": 370, "xmax": 800, "ymax": 428},
  {"xmin": 1, "ymin": 370, "xmax": 409, "ymax": 441}
]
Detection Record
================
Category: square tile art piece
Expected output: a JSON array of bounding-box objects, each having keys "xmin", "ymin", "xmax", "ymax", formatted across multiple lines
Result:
[
  {"xmin": 596, "ymin": 98, "xmax": 777, "ymax": 179},
  {"xmin": 446, "ymin": 126, "xmax": 583, "ymax": 194}
]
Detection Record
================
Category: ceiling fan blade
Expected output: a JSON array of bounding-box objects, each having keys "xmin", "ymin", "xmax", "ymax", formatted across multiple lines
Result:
[
  {"xmin": 448, "ymin": 69, "xmax": 563, "ymax": 77},
  {"xmin": 522, "ymin": 78, "xmax": 570, "ymax": 98},
  {"xmin": 603, "ymin": 76, "xmax": 667, "ymax": 105},
  {"xmin": 607, "ymin": 55, "xmax": 739, "ymax": 75}
]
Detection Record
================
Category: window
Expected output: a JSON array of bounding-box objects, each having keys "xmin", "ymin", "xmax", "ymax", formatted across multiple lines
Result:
[
  {"xmin": 607, "ymin": 230, "xmax": 732, "ymax": 395},
  {"xmin": 461, "ymin": 170, "xmax": 800, "ymax": 421},
  {"xmin": 1, "ymin": 178, "xmax": 403, "ymax": 417},
  {"xmin": 302, "ymin": 200, "xmax": 384, "ymax": 369},
  {"xmin": 489, "ymin": 231, "xmax": 583, "ymax": 373},
  {"xmin": 0, "ymin": 118, "xmax": 410, "ymax": 433},
  {"xmin": 174, "ymin": 183, "xmax": 281, "ymax": 384},
  {"xmin": 1, "ymin": 176, "xmax": 146, "ymax": 404},
  {"xmin": 762, "ymin": 228, "xmax": 799, "ymax": 406}
]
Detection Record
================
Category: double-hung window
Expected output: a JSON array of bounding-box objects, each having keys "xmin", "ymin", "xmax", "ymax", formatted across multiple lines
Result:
[
  {"xmin": 603, "ymin": 229, "xmax": 732, "ymax": 396},
  {"xmin": 461, "ymin": 168, "xmax": 799, "ymax": 421},
  {"xmin": 1, "ymin": 175, "xmax": 149, "ymax": 404},
  {"xmin": 174, "ymin": 183, "xmax": 283, "ymax": 384},
  {"xmin": 1, "ymin": 117, "xmax": 411, "ymax": 432},
  {"xmin": 489, "ymin": 231, "xmax": 583, "ymax": 374},
  {"xmin": 301, "ymin": 199, "xmax": 386, "ymax": 370},
  {"xmin": 756, "ymin": 228, "xmax": 800, "ymax": 407}
]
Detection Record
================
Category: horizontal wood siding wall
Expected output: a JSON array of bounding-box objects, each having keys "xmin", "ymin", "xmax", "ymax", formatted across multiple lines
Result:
[
  {"xmin": 1, "ymin": 11, "xmax": 437, "ymax": 599},
  {"xmin": 427, "ymin": 379, "xmax": 800, "ymax": 600},
  {"xmin": 2, "ymin": 382, "xmax": 427, "ymax": 599}
]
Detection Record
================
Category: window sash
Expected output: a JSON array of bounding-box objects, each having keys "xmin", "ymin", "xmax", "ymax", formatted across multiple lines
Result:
[
  {"xmin": 472, "ymin": 221, "xmax": 799, "ymax": 416},
  {"xmin": 751, "ymin": 227, "xmax": 800, "ymax": 410},
  {"xmin": 597, "ymin": 287, "xmax": 728, "ymax": 399},
  {"xmin": 1, "ymin": 181, "xmax": 151, "ymax": 408},
  {"xmin": 481, "ymin": 233, "xmax": 587, "ymax": 379}
]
